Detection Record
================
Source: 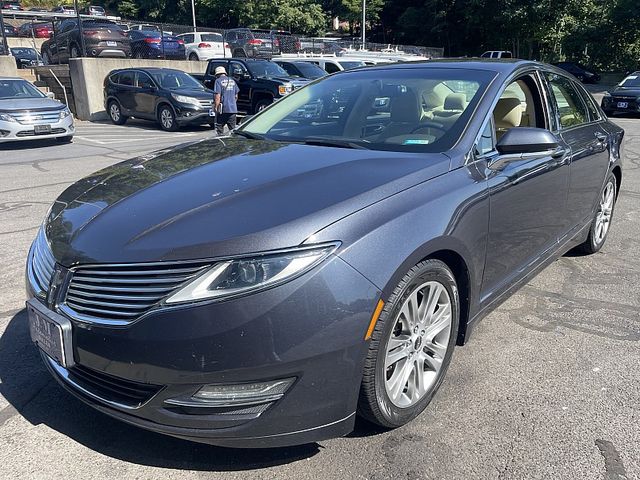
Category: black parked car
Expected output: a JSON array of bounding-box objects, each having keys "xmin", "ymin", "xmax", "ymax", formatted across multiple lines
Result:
[
  {"xmin": 10, "ymin": 47, "xmax": 43, "ymax": 68},
  {"xmin": 196, "ymin": 58, "xmax": 306, "ymax": 113},
  {"xmin": 601, "ymin": 71, "xmax": 640, "ymax": 116},
  {"xmin": 274, "ymin": 59, "xmax": 327, "ymax": 80},
  {"xmin": 104, "ymin": 67, "xmax": 215, "ymax": 131},
  {"xmin": 3, "ymin": 24, "xmax": 17, "ymax": 36},
  {"xmin": 553, "ymin": 61, "xmax": 600, "ymax": 83},
  {"xmin": 224, "ymin": 28, "xmax": 280, "ymax": 58},
  {"xmin": 129, "ymin": 30, "xmax": 185, "ymax": 60},
  {"xmin": 27, "ymin": 59, "xmax": 623, "ymax": 448}
]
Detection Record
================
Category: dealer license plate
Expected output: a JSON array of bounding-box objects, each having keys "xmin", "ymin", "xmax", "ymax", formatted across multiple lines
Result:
[
  {"xmin": 209, "ymin": 108, "xmax": 216, "ymax": 117},
  {"xmin": 34, "ymin": 124, "xmax": 51, "ymax": 134},
  {"xmin": 27, "ymin": 299, "xmax": 74, "ymax": 368},
  {"xmin": 106, "ymin": 41, "xmax": 117, "ymax": 47},
  {"xmin": 617, "ymin": 102, "xmax": 628, "ymax": 109}
]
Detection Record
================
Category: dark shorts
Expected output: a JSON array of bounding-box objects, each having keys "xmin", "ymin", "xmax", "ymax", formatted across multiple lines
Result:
[{"xmin": 215, "ymin": 113, "xmax": 237, "ymax": 135}]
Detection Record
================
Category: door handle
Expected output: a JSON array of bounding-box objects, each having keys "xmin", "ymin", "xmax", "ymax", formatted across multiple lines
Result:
[
  {"xmin": 594, "ymin": 132, "xmax": 607, "ymax": 142},
  {"xmin": 551, "ymin": 146, "xmax": 567, "ymax": 159}
]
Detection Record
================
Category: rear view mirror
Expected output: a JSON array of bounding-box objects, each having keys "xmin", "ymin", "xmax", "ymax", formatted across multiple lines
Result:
[{"xmin": 496, "ymin": 127, "xmax": 559, "ymax": 155}]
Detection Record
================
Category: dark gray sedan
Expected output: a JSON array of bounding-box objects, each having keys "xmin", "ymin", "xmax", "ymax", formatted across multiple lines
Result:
[{"xmin": 25, "ymin": 60, "xmax": 624, "ymax": 448}]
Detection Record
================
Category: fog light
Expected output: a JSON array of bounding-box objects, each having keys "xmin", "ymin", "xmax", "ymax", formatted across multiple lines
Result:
[
  {"xmin": 192, "ymin": 378, "xmax": 295, "ymax": 406},
  {"xmin": 165, "ymin": 378, "xmax": 296, "ymax": 408}
]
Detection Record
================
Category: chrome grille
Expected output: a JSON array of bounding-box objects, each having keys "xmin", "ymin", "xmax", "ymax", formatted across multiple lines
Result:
[
  {"xmin": 198, "ymin": 99, "xmax": 213, "ymax": 108},
  {"xmin": 17, "ymin": 128, "xmax": 66, "ymax": 137},
  {"xmin": 29, "ymin": 229, "xmax": 56, "ymax": 297},
  {"xmin": 63, "ymin": 261, "xmax": 211, "ymax": 323},
  {"xmin": 11, "ymin": 110, "xmax": 63, "ymax": 125}
]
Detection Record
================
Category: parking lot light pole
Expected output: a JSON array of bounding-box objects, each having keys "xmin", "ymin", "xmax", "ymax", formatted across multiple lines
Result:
[
  {"xmin": 361, "ymin": 0, "xmax": 366, "ymax": 50},
  {"xmin": 0, "ymin": 12, "xmax": 9, "ymax": 55},
  {"xmin": 191, "ymin": 0, "xmax": 197, "ymax": 32}
]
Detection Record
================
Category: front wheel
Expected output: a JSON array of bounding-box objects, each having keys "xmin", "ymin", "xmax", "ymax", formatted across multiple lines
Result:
[
  {"xmin": 358, "ymin": 259, "xmax": 459, "ymax": 428},
  {"xmin": 158, "ymin": 105, "xmax": 178, "ymax": 132},
  {"xmin": 253, "ymin": 98, "xmax": 272, "ymax": 113},
  {"xmin": 576, "ymin": 172, "xmax": 617, "ymax": 254}
]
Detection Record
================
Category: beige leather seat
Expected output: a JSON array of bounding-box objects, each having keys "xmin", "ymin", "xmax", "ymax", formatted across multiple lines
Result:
[
  {"xmin": 431, "ymin": 93, "xmax": 467, "ymax": 129},
  {"xmin": 421, "ymin": 91, "xmax": 444, "ymax": 119},
  {"xmin": 382, "ymin": 89, "xmax": 421, "ymax": 139},
  {"xmin": 493, "ymin": 97, "xmax": 523, "ymax": 139}
]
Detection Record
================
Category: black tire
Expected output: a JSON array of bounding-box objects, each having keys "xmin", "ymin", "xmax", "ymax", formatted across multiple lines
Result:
[
  {"xmin": 189, "ymin": 52, "xmax": 199, "ymax": 61},
  {"xmin": 70, "ymin": 44, "xmax": 80, "ymax": 58},
  {"xmin": 134, "ymin": 50, "xmax": 144, "ymax": 59},
  {"xmin": 253, "ymin": 98, "xmax": 273, "ymax": 114},
  {"xmin": 233, "ymin": 48, "xmax": 247, "ymax": 58},
  {"xmin": 55, "ymin": 135, "xmax": 73, "ymax": 143},
  {"xmin": 358, "ymin": 259, "xmax": 459, "ymax": 428},
  {"xmin": 158, "ymin": 105, "xmax": 179, "ymax": 132},
  {"xmin": 576, "ymin": 172, "xmax": 617, "ymax": 255},
  {"xmin": 107, "ymin": 100, "xmax": 127, "ymax": 125}
]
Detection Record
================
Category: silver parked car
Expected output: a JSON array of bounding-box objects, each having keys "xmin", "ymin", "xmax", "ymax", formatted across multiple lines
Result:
[{"xmin": 0, "ymin": 77, "xmax": 74, "ymax": 143}]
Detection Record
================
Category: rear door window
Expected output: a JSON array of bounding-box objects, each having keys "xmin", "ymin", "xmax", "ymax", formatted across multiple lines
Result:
[
  {"xmin": 544, "ymin": 73, "xmax": 589, "ymax": 129},
  {"xmin": 118, "ymin": 71, "xmax": 135, "ymax": 86},
  {"xmin": 207, "ymin": 61, "xmax": 228, "ymax": 76},
  {"xmin": 324, "ymin": 62, "xmax": 340, "ymax": 74},
  {"xmin": 136, "ymin": 71, "xmax": 154, "ymax": 89}
]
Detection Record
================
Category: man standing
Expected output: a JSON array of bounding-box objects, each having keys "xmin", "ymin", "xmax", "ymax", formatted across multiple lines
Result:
[{"xmin": 213, "ymin": 66, "xmax": 239, "ymax": 136}]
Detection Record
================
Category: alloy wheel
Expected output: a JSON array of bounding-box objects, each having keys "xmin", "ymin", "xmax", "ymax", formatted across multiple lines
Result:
[
  {"xmin": 594, "ymin": 180, "xmax": 615, "ymax": 245},
  {"xmin": 160, "ymin": 109, "xmax": 174, "ymax": 129},
  {"xmin": 110, "ymin": 103, "xmax": 120, "ymax": 122},
  {"xmin": 384, "ymin": 281, "xmax": 452, "ymax": 408}
]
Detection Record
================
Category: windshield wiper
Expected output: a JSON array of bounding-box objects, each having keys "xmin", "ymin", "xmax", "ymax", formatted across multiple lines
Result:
[
  {"xmin": 234, "ymin": 130, "xmax": 264, "ymax": 140},
  {"xmin": 303, "ymin": 137, "xmax": 370, "ymax": 150}
]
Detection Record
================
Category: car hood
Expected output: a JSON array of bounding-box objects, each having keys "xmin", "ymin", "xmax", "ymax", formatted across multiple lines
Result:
[
  {"xmin": 169, "ymin": 87, "xmax": 213, "ymax": 98},
  {"xmin": 609, "ymin": 86, "xmax": 640, "ymax": 97},
  {"xmin": 45, "ymin": 137, "xmax": 451, "ymax": 266},
  {"xmin": 0, "ymin": 97, "xmax": 64, "ymax": 111}
]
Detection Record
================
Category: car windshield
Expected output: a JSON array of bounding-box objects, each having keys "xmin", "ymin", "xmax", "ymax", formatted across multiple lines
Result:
[
  {"xmin": 247, "ymin": 62, "xmax": 289, "ymax": 78},
  {"xmin": 11, "ymin": 48, "xmax": 39, "ymax": 59},
  {"xmin": 0, "ymin": 79, "xmax": 45, "ymax": 99},
  {"xmin": 294, "ymin": 62, "xmax": 326, "ymax": 79},
  {"xmin": 338, "ymin": 61, "xmax": 366, "ymax": 70},
  {"xmin": 619, "ymin": 74, "xmax": 640, "ymax": 88},
  {"xmin": 240, "ymin": 67, "xmax": 495, "ymax": 153},
  {"xmin": 151, "ymin": 71, "xmax": 203, "ymax": 90},
  {"xmin": 201, "ymin": 33, "xmax": 223, "ymax": 43}
]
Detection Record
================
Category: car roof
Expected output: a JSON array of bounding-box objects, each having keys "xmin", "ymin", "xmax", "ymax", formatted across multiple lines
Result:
[
  {"xmin": 111, "ymin": 67, "xmax": 189, "ymax": 74},
  {"xmin": 361, "ymin": 58, "xmax": 538, "ymax": 73}
]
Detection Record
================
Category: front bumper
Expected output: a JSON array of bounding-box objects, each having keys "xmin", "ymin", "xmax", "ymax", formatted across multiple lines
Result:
[
  {"xmin": 26, "ymin": 254, "xmax": 380, "ymax": 447},
  {"xmin": 174, "ymin": 103, "xmax": 215, "ymax": 125},
  {"xmin": 0, "ymin": 115, "xmax": 74, "ymax": 142}
]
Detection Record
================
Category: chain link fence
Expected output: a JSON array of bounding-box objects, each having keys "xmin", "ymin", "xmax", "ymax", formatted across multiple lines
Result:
[{"xmin": 0, "ymin": 9, "xmax": 443, "ymax": 64}]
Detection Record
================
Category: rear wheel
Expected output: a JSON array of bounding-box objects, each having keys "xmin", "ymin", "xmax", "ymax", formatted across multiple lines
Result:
[
  {"xmin": 576, "ymin": 172, "xmax": 617, "ymax": 254},
  {"xmin": 189, "ymin": 52, "xmax": 199, "ymax": 61},
  {"xmin": 158, "ymin": 105, "xmax": 178, "ymax": 132},
  {"xmin": 108, "ymin": 100, "xmax": 127, "ymax": 125},
  {"xmin": 233, "ymin": 48, "xmax": 247, "ymax": 58},
  {"xmin": 358, "ymin": 259, "xmax": 459, "ymax": 428},
  {"xmin": 70, "ymin": 44, "xmax": 80, "ymax": 58}
]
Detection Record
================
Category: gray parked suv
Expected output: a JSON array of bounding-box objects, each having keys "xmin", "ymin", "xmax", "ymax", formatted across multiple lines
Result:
[{"xmin": 225, "ymin": 28, "xmax": 281, "ymax": 58}]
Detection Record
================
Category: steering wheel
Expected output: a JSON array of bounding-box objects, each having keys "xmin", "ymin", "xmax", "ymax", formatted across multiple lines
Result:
[{"xmin": 410, "ymin": 121, "xmax": 447, "ymax": 135}]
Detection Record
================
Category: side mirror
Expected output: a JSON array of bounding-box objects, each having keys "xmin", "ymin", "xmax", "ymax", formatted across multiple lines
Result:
[
  {"xmin": 46, "ymin": 91, "xmax": 55, "ymax": 99},
  {"xmin": 496, "ymin": 127, "xmax": 559, "ymax": 155}
]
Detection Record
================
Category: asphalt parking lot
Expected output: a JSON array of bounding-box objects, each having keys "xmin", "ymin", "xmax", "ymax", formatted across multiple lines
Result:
[{"xmin": 0, "ymin": 115, "xmax": 638, "ymax": 480}]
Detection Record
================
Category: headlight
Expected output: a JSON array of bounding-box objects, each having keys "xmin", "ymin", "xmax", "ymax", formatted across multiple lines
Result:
[
  {"xmin": 165, "ymin": 243, "xmax": 338, "ymax": 304},
  {"xmin": 0, "ymin": 113, "xmax": 17, "ymax": 123},
  {"xmin": 59, "ymin": 107, "xmax": 71, "ymax": 119},
  {"xmin": 171, "ymin": 94, "xmax": 201, "ymax": 106},
  {"xmin": 278, "ymin": 84, "xmax": 293, "ymax": 96}
]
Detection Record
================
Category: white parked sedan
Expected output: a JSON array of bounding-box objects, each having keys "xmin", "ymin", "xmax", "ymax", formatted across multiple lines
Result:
[
  {"xmin": 0, "ymin": 77, "xmax": 74, "ymax": 143},
  {"xmin": 177, "ymin": 32, "xmax": 232, "ymax": 61}
]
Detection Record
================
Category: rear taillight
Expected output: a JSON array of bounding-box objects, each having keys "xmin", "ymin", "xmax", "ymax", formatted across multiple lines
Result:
[
  {"xmin": 224, "ymin": 43, "xmax": 230, "ymax": 49},
  {"xmin": 83, "ymin": 30, "xmax": 99, "ymax": 36},
  {"xmin": 198, "ymin": 42, "xmax": 211, "ymax": 48},
  {"xmin": 177, "ymin": 39, "xmax": 184, "ymax": 45},
  {"xmin": 274, "ymin": 39, "xmax": 280, "ymax": 46},
  {"xmin": 144, "ymin": 37, "xmax": 161, "ymax": 44},
  {"xmin": 248, "ymin": 39, "xmax": 262, "ymax": 45}
]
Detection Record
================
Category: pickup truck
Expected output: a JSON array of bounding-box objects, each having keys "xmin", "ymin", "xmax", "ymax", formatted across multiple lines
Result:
[{"xmin": 193, "ymin": 58, "xmax": 309, "ymax": 114}]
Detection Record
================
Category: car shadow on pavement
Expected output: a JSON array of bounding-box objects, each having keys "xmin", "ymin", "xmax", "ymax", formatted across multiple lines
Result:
[
  {"xmin": 88, "ymin": 119, "xmax": 213, "ymax": 133},
  {"xmin": 0, "ymin": 309, "xmax": 320, "ymax": 471},
  {"xmin": 0, "ymin": 139, "xmax": 68, "ymax": 151}
]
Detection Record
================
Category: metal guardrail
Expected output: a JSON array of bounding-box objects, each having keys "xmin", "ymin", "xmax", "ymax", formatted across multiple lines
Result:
[{"xmin": 48, "ymin": 67, "xmax": 68, "ymax": 107}]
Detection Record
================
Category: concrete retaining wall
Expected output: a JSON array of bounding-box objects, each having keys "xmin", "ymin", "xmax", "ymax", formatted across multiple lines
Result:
[
  {"xmin": 0, "ymin": 55, "xmax": 18, "ymax": 77},
  {"xmin": 69, "ymin": 58, "xmax": 207, "ymax": 121},
  {"xmin": 7, "ymin": 38, "xmax": 47, "ymax": 50}
]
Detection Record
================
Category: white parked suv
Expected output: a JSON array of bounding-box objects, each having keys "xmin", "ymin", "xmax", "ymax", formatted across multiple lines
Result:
[{"xmin": 177, "ymin": 32, "xmax": 232, "ymax": 61}]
